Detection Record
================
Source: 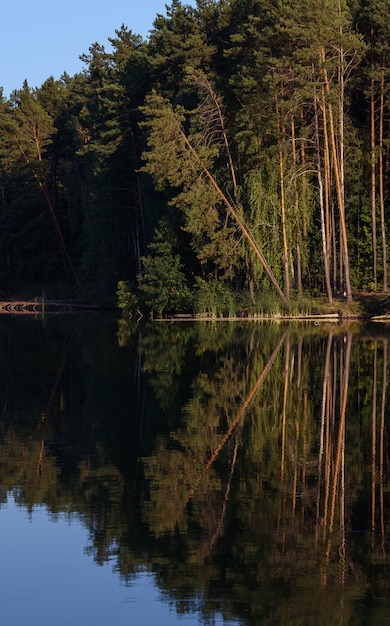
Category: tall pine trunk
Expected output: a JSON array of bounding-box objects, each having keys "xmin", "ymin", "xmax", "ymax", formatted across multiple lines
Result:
[
  {"xmin": 291, "ymin": 116, "xmax": 303, "ymax": 295},
  {"xmin": 321, "ymin": 46, "xmax": 353, "ymax": 302},
  {"xmin": 379, "ymin": 66, "xmax": 388, "ymax": 291},
  {"xmin": 370, "ymin": 77, "xmax": 378, "ymax": 289},
  {"xmin": 279, "ymin": 145, "xmax": 291, "ymax": 299},
  {"xmin": 314, "ymin": 90, "xmax": 333, "ymax": 303}
]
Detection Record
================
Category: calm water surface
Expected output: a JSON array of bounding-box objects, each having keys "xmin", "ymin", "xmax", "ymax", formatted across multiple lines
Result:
[{"xmin": 1, "ymin": 315, "xmax": 390, "ymax": 625}]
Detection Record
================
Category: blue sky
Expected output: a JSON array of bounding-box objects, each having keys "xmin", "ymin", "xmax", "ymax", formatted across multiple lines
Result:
[{"xmin": 1, "ymin": 1, "xmax": 196, "ymax": 98}]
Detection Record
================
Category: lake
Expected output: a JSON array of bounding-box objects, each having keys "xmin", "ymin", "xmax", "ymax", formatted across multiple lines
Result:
[{"xmin": 1, "ymin": 314, "xmax": 390, "ymax": 625}]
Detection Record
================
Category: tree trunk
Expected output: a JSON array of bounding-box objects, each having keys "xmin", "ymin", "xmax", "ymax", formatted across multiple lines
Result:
[
  {"xmin": 379, "ymin": 66, "xmax": 388, "ymax": 291},
  {"xmin": 320, "ymin": 81, "xmax": 334, "ymax": 296},
  {"xmin": 291, "ymin": 116, "xmax": 303, "ymax": 295},
  {"xmin": 16, "ymin": 140, "xmax": 78, "ymax": 284},
  {"xmin": 314, "ymin": 90, "xmax": 333, "ymax": 303},
  {"xmin": 279, "ymin": 146, "xmax": 291, "ymax": 299},
  {"xmin": 180, "ymin": 129, "xmax": 289, "ymax": 304},
  {"xmin": 321, "ymin": 46, "xmax": 353, "ymax": 302},
  {"xmin": 371, "ymin": 79, "xmax": 377, "ymax": 289}
]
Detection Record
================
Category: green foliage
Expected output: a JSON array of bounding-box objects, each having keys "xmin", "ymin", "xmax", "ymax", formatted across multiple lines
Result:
[
  {"xmin": 193, "ymin": 276, "xmax": 238, "ymax": 317},
  {"xmin": 116, "ymin": 280, "xmax": 138, "ymax": 317},
  {"xmin": 0, "ymin": 82, "xmax": 70, "ymax": 285},
  {"xmin": 244, "ymin": 164, "xmax": 284, "ymax": 287},
  {"xmin": 0, "ymin": 0, "xmax": 389, "ymax": 304},
  {"xmin": 138, "ymin": 221, "xmax": 192, "ymax": 315}
]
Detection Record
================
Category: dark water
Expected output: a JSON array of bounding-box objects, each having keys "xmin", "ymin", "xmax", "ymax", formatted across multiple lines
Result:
[{"xmin": 1, "ymin": 315, "xmax": 390, "ymax": 625}]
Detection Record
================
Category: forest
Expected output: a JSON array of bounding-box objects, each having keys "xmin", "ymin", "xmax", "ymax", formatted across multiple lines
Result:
[{"xmin": 1, "ymin": 0, "xmax": 390, "ymax": 315}]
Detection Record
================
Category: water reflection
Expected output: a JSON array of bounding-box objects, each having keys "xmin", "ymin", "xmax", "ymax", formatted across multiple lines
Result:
[
  {"xmin": 1, "ymin": 495, "xmax": 227, "ymax": 626},
  {"xmin": 1, "ymin": 316, "xmax": 390, "ymax": 624}
]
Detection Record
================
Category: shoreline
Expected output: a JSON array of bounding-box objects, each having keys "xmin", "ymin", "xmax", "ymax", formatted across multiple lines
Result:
[{"xmin": 1, "ymin": 292, "xmax": 390, "ymax": 321}]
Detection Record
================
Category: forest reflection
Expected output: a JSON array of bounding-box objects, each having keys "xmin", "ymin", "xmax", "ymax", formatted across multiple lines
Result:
[{"xmin": 1, "ymin": 316, "xmax": 390, "ymax": 624}]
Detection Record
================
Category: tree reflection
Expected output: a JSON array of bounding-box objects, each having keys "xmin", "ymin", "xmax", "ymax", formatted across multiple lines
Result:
[{"xmin": 0, "ymin": 317, "xmax": 390, "ymax": 624}]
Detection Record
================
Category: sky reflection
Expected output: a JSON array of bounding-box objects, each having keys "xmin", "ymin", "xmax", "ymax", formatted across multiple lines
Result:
[{"xmin": 0, "ymin": 495, "xmax": 238, "ymax": 626}]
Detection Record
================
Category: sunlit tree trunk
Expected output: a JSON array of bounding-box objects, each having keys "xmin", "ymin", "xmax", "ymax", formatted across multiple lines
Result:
[
  {"xmin": 279, "ymin": 145, "xmax": 291, "ymax": 299},
  {"xmin": 180, "ymin": 129, "xmax": 289, "ymax": 304},
  {"xmin": 275, "ymin": 82, "xmax": 291, "ymax": 299},
  {"xmin": 142, "ymin": 91, "xmax": 289, "ymax": 304},
  {"xmin": 379, "ymin": 66, "xmax": 388, "ymax": 291},
  {"xmin": 315, "ymin": 89, "xmax": 333, "ymax": 302},
  {"xmin": 371, "ymin": 77, "xmax": 378, "ymax": 289},
  {"xmin": 319, "ymin": 77, "xmax": 337, "ymax": 295},
  {"xmin": 291, "ymin": 116, "xmax": 302, "ymax": 295},
  {"xmin": 321, "ymin": 44, "xmax": 353, "ymax": 302}
]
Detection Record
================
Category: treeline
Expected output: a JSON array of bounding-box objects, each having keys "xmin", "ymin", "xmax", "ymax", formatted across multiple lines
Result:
[{"xmin": 1, "ymin": 0, "xmax": 390, "ymax": 311}]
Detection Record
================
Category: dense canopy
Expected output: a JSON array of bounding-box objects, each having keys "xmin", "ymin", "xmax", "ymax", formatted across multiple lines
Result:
[{"xmin": 1, "ymin": 0, "xmax": 390, "ymax": 313}]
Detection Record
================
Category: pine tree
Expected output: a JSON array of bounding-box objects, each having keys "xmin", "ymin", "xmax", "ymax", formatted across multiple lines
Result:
[
  {"xmin": 139, "ymin": 220, "xmax": 191, "ymax": 315},
  {"xmin": 0, "ymin": 81, "xmax": 77, "ymax": 284},
  {"xmin": 141, "ymin": 89, "xmax": 287, "ymax": 303},
  {"xmin": 358, "ymin": 0, "xmax": 390, "ymax": 291}
]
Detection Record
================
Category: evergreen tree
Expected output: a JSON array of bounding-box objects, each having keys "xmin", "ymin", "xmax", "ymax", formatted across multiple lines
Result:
[
  {"xmin": 0, "ymin": 0, "xmax": 387, "ymax": 306},
  {"xmin": 74, "ymin": 30, "xmax": 151, "ymax": 297},
  {"xmin": 140, "ymin": 88, "xmax": 287, "ymax": 303},
  {"xmin": 358, "ymin": 0, "xmax": 390, "ymax": 290},
  {"xmin": 0, "ymin": 81, "xmax": 77, "ymax": 285},
  {"xmin": 139, "ymin": 219, "xmax": 191, "ymax": 315}
]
